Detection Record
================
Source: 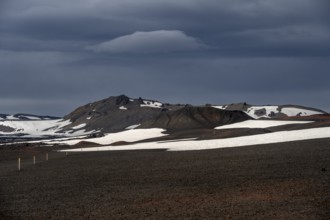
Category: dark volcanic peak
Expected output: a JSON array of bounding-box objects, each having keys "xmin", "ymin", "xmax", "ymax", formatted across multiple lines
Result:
[
  {"xmin": 63, "ymin": 95, "xmax": 252, "ymax": 133},
  {"xmin": 115, "ymin": 95, "xmax": 130, "ymax": 105},
  {"xmin": 63, "ymin": 95, "xmax": 168, "ymax": 132}
]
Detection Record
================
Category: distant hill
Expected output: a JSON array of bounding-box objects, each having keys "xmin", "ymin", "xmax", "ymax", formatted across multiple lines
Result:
[{"xmin": 0, "ymin": 113, "xmax": 60, "ymax": 121}]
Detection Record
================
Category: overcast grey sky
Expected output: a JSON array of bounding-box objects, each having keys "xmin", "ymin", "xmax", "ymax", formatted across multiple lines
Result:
[{"xmin": 1, "ymin": 0, "xmax": 329, "ymax": 116}]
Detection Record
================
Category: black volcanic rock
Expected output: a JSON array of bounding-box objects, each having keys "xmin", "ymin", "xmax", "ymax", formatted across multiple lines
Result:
[
  {"xmin": 138, "ymin": 97, "xmax": 144, "ymax": 104},
  {"xmin": 13, "ymin": 114, "xmax": 61, "ymax": 120},
  {"xmin": 142, "ymin": 106, "xmax": 252, "ymax": 130},
  {"xmin": 222, "ymin": 102, "xmax": 252, "ymax": 111},
  {"xmin": 0, "ymin": 114, "xmax": 9, "ymax": 120},
  {"xmin": 0, "ymin": 125, "xmax": 15, "ymax": 132},
  {"xmin": 115, "ymin": 95, "xmax": 130, "ymax": 105}
]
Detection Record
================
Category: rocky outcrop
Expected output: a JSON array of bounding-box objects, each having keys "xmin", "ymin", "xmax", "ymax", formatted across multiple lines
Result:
[
  {"xmin": 143, "ymin": 106, "xmax": 251, "ymax": 130},
  {"xmin": 115, "ymin": 95, "xmax": 130, "ymax": 105}
]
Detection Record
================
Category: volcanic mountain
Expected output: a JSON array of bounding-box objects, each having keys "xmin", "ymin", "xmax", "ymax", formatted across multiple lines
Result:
[
  {"xmin": 0, "ymin": 95, "xmax": 328, "ymax": 143},
  {"xmin": 63, "ymin": 95, "xmax": 252, "ymax": 133}
]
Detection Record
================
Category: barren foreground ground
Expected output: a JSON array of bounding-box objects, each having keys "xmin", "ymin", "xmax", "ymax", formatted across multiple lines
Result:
[{"xmin": 0, "ymin": 139, "xmax": 330, "ymax": 219}]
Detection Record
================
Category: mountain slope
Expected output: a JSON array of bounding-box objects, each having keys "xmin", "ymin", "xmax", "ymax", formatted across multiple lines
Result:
[
  {"xmin": 142, "ymin": 106, "xmax": 251, "ymax": 130},
  {"xmin": 63, "ymin": 95, "xmax": 171, "ymax": 133}
]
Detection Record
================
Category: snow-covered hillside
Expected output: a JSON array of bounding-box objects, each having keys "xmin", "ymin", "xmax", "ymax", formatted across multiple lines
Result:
[
  {"xmin": 0, "ymin": 119, "xmax": 94, "ymax": 138},
  {"xmin": 246, "ymin": 106, "xmax": 324, "ymax": 119},
  {"xmin": 0, "ymin": 114, "xmax": 60, "ymax": 121},
  {"xmin": 47, "ymin": 128, "xmax": 167, "ymax": 146},
  {"xmin": 213, "ymin": 104, "xmax": 325, "ymax": 119},
  {"xmin": 60, "ymin": 126, "xmax": 330, "ymax": 152},
  {"xmin": 215, "ymin": 120, "xmax": 313, "ymax": 129}
]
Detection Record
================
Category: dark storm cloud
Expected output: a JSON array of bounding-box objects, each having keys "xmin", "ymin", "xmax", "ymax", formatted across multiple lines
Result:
[
  {"xmin": 2, "ymin": 0, "xmax": 329, "ymax": 53},
  {"xmin": 0, "ymin": 0, "xmax": 330, "ymax": 115}
]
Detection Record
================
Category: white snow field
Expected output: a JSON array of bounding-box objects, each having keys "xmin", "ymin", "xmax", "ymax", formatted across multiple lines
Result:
[
  {"xmin": 0, "ymin": 114, "xmax": 55, "ymax": 120},
  {"xmin": 53, "ymin": 128, "xmax": 167, "ymax": 146},
  {"xmin": 60, "ymin": 126, "xmax": 330, "ymax": 152},
  {"xmin": 280, "ymin": 107, "xmax": 323, "ymax": 117},
  {"xmin": 0, "ymin": 119, "xmax": 71, "ymax": 136},
  {"xmin": 215, "ymin": 120, "xmax": 313, "ymax": 129},
  {"xmin": 213, "ymin": 105, "xmax": 324, "ymax": 119},
  {"xmin": 3, "ymin": 115, "xmax": 18, "ymax": 120},
  {"xmin": 0, "ymin": 120, "xmax": 94, "ymax": 138}
]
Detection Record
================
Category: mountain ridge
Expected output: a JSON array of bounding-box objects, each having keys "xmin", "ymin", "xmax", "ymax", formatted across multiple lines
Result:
[{"xmin": 0, "ymin": 94, "xmax": 328, "ymax": 143}]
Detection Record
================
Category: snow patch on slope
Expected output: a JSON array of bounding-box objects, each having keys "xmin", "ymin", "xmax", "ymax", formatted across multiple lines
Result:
[
  {"xmin": 21, "ymin": 115, "xmax": 41, "ymax": 120},
  {"xmin": 245, "ymin": 106, "xmax": 278, "ymax": 118},
  {"xmin": 54, "ymin": 128, "xmax": 167, "ymax": 146},
  {"xmin": 212, "ymin": 105, "xmax": 324, "ymax": 119},
  {"xmin": 71, "ymin": 123, "xmax": 86, "ymax": 130},
  {"xmin": 215, "ymin": 120, "xmax": 313, "ymax": 129},
  {"xmin": 141, "ymin": 100, "xmax": 163, "ymax": 108},
  {"xmin": 281, "ymin": 107, "xmax": 322, "ymax": 117},
  {"xmin": 245, "ymin": 106, "xmax": 324, "ymax": 119},
  {"xmin": 125, "ymin": 124, "xmax": 141, "ymax": 130},
  {"xmin": 61, "ymin": 126, "xmax": 330, "ymax": 152},
  {"xmin": 5, "ymin": 115, "xmax": 18, "ymax": 120}
]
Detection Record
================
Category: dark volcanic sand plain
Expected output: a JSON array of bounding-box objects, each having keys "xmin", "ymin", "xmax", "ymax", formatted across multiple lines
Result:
[{"xmin": 0, "ymin": 139, "xmax": 330, "ymax": 219}]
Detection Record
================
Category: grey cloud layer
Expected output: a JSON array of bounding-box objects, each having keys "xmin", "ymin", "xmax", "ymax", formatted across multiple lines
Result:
[
  {"xmin": 2, "ymin": 0, "xmax": 329, "ymax": 54},
  {"xmin": 87, "ymin": 30, "xmax": 208, "ymax": 53},
  {"xmin": 0, "ymin": 0, "xmax": 330, "ymax": 115}
]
